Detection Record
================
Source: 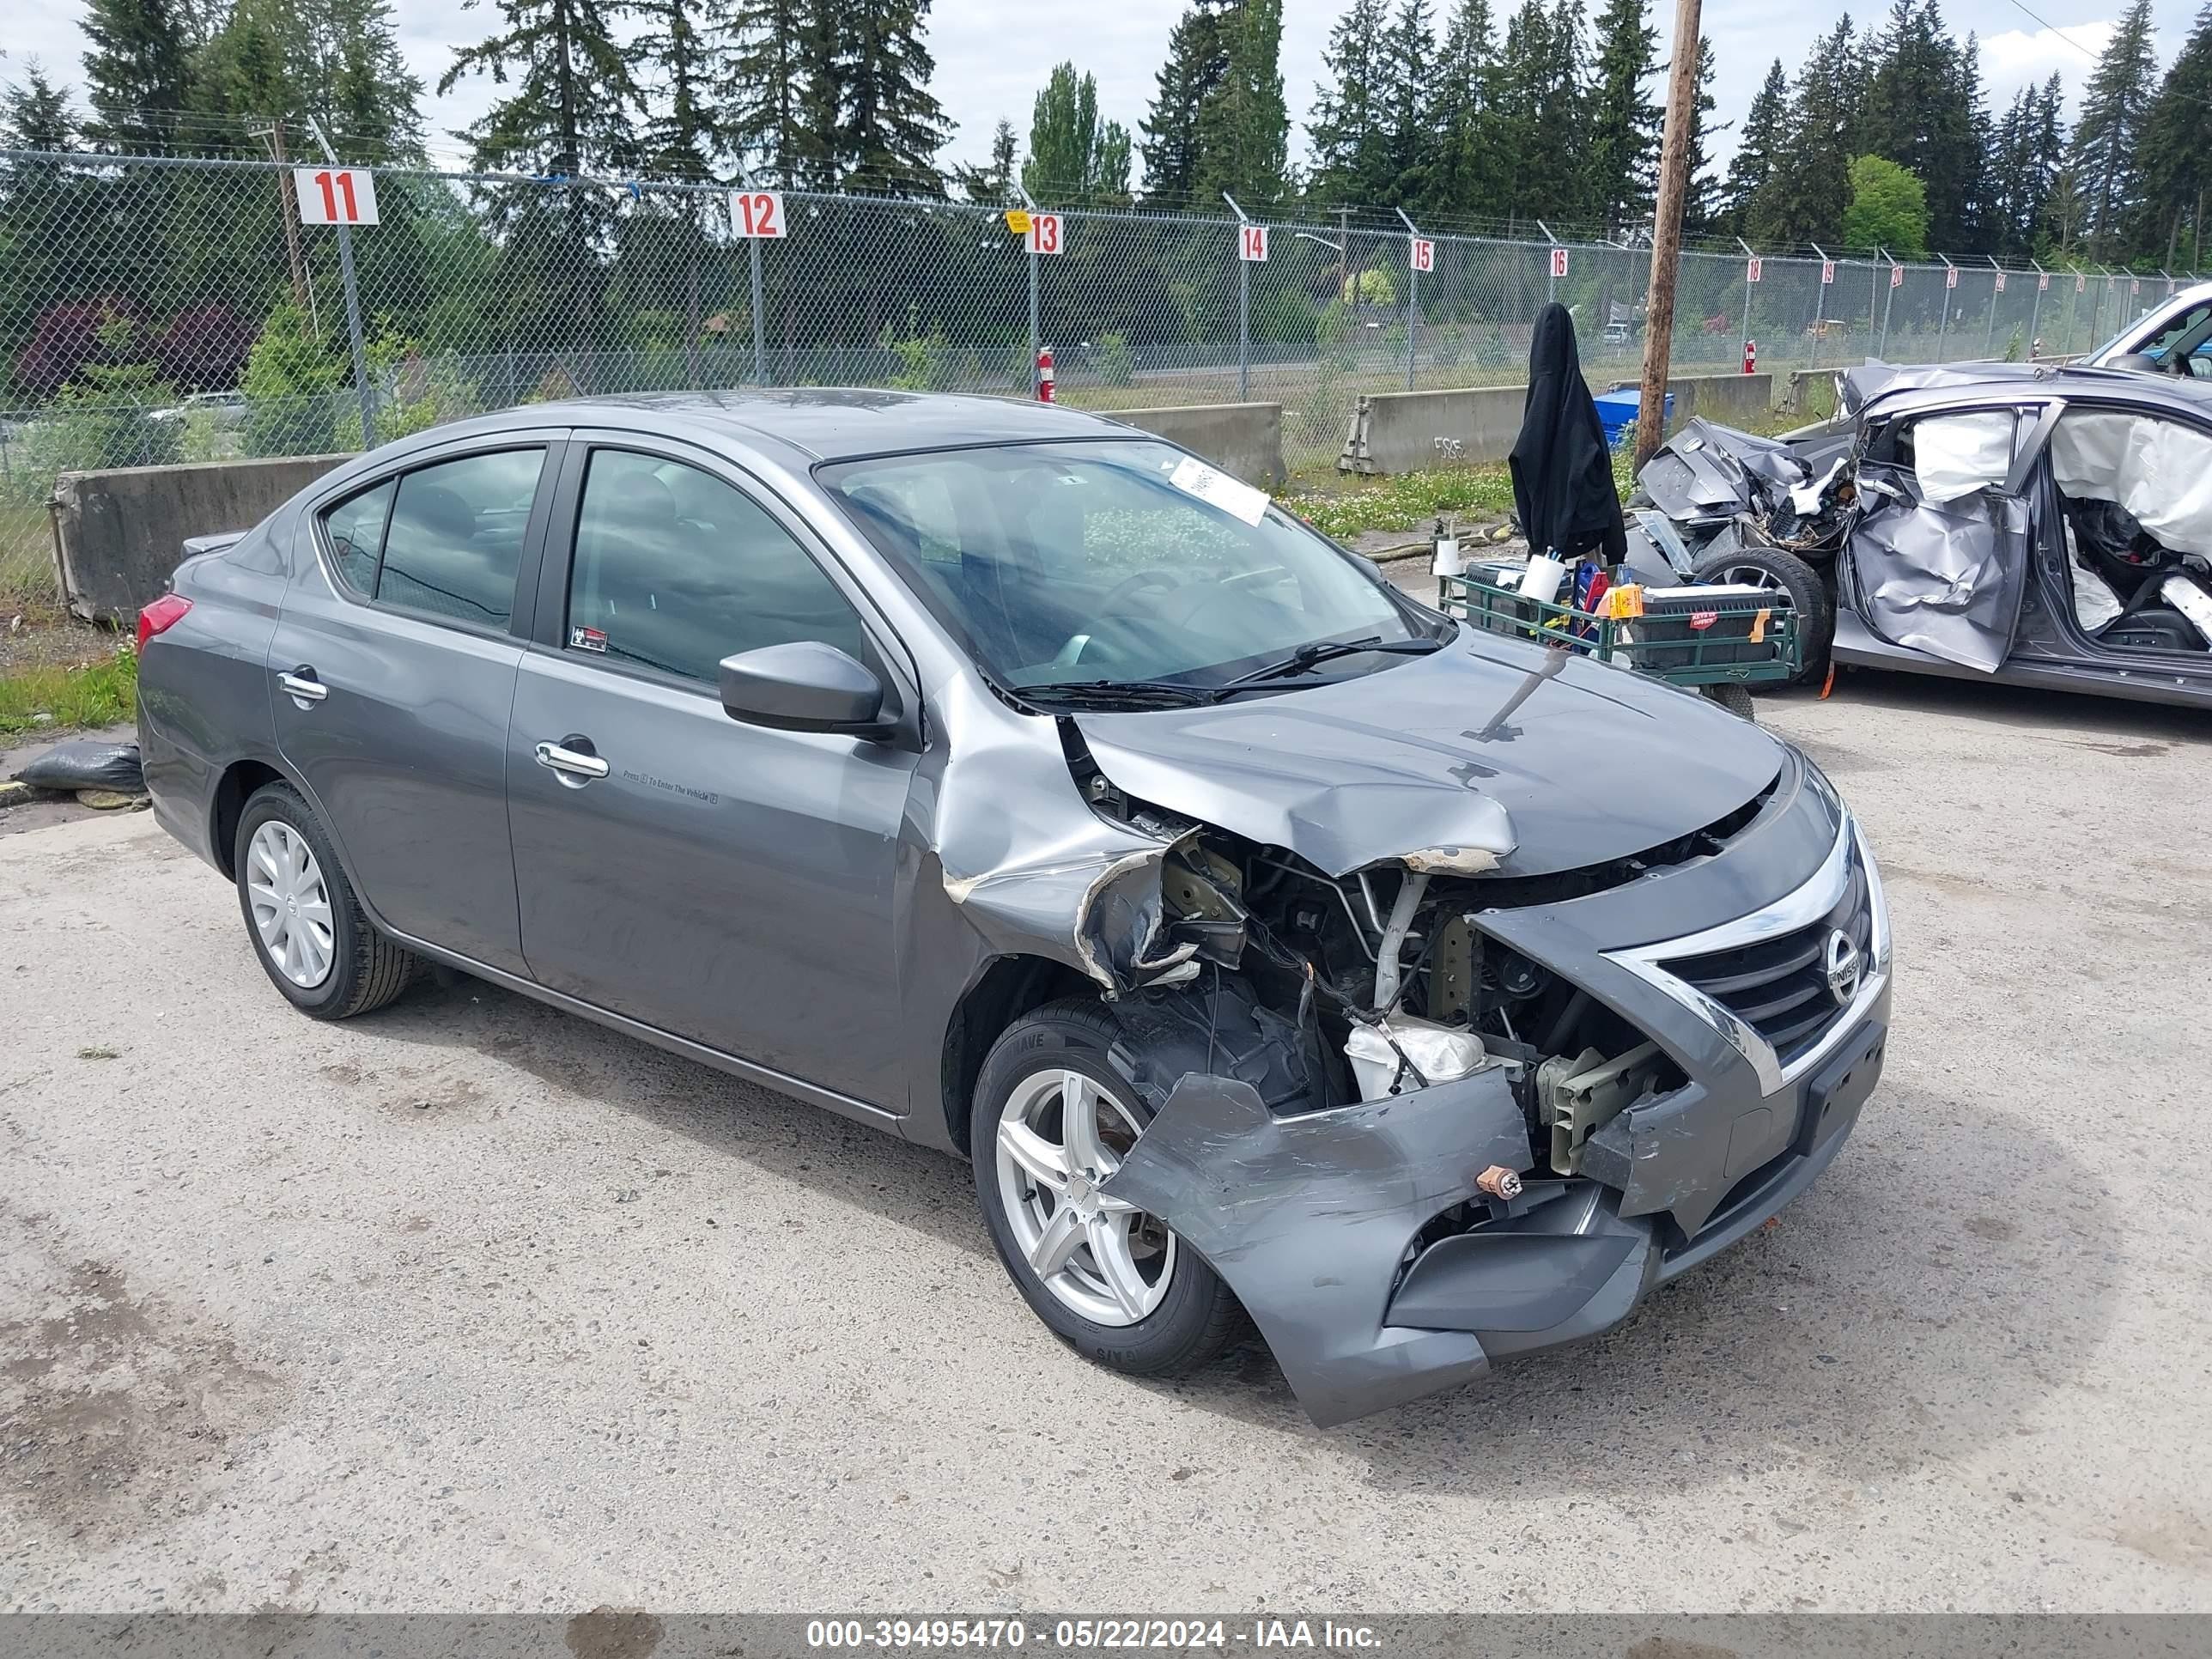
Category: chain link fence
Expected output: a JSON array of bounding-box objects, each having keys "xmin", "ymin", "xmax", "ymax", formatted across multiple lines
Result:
[{"xmin": 3, "ymin": 147, "xmax": 2201, "ymax": 606}]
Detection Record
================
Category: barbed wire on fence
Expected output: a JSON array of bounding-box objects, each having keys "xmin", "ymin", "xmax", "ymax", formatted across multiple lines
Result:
[{"xmin": 1, "ymin": 146, "xmax": 2202, "ymax": 602}]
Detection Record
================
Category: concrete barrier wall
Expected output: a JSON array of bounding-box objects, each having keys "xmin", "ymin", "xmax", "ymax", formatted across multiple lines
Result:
[
  {"xmin": 55, "ymin": 452, "xmax": 351, "ymax": 620},
  {"xmin": 1105, "ymin": 403, "xmax": 1285, "ymax": 488},
  {"xmin": 1340, "ymin": 373, "xmax": 1775, "ymax": 475}
]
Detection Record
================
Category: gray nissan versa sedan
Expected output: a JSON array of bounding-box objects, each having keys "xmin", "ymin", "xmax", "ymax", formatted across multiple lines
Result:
[{"xmin": 137, "ymin": 390, "xmax": 1891, "ymax": 1425}]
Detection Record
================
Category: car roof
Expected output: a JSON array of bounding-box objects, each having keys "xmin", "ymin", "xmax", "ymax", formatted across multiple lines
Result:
[
  {"xmin": 405, "ymin": 388, "xmax": 1142, "ymax": 465},
  {"xmin": 1850, "ymin": 361, "xmax": 2212, "ymax": 424}
]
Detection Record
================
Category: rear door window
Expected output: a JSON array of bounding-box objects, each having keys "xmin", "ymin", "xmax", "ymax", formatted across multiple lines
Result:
[
  {"xmin": 374, "ymin": 449, "xmax": 545, "ymax": 629},
  {"xmin": 321, "ymin": 479, "xmax": 394, "ymax": 592}
]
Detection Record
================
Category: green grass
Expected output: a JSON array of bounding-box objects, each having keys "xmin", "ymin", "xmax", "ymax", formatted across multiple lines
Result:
[
  {"xmin": 0, "ymin": 498, "xmax": 52, "ymax": 611},
  {"xmin": 0, "ymin": 647, "xmax": 137, "ymax": 736},
  {"xmin": 1284, "ymin": 446, "xmax": 1639, "ymax": 543}
]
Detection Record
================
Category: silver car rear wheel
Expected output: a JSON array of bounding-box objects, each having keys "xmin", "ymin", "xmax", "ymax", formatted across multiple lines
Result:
[
  {"xmin": 246, "ymin": 820, "xmax": 335, "ymax": 988},
  {"xmin": 994, "ymin": 1066, "xmax": 1176, "ymax": 1328}
]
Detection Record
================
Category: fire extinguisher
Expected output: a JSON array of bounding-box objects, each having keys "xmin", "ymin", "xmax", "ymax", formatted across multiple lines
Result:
[
  {"xmin": 1036, "ymin": 345, "xmax": 1055, "ymax": 403},
  {"xmin": 1743, "ymin": 338, "xmax": 1757, "ymax": 375}
]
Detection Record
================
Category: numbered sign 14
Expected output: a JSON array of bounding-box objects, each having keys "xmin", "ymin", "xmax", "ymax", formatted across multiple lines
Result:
[
  {"xmin": 1239, "ymin": 223, "xmax": 1268, "ymax": 263},
  {"xmin": 294, "ymin": 167, "xmax": 379, "ymax": 226},
  {"xmin": 732, "ymin": 190, "xmax": 786, "ymax": 239},
  {"xmin": 1026, "ymin": 212, "xmax": 1063, "ymax": 254}
]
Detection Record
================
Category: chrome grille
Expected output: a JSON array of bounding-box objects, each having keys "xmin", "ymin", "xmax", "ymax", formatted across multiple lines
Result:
[{"xmin": 1661, "ymin": 859, "xmax": 1874, "ymax": 1066}]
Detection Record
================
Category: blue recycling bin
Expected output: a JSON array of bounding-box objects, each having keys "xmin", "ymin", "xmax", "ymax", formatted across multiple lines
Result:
[{"xmin": 1592, "ymin": 387, "xmax": 1674, "ymax": 447}]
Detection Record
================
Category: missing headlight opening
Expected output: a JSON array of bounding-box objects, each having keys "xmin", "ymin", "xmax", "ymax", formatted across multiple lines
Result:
[{"xmin": 1057, "ymin": 732, "xmax": 1753, "ymax": 1183}]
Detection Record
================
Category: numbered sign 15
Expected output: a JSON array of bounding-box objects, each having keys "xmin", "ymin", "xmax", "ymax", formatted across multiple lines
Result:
[
  {"xmin": 1548, "ymin": 246, "xmax": 1569, "ymax": 280},
  {"xmin": 1409, "ymin": 237, "xmax": 1434, "ymax": 274},
  {"xmin": 732, "ymin": 190, "xmax": 786, "ymax": 239},
  {"xmin": 294, "ymin": 167, "xmax": 379, "ymax": 226},
  {"xmin": 1026, "ymin": 212, "xmax": 1063, "ymax": 254},
  {"xmin": 1239, "ymin": 223, "xmax": 1268, "ymax": 263}
]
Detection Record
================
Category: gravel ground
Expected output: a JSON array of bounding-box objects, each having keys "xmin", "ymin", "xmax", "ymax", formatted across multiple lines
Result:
[{"xmin": 3, "ymin": 665, "xmax": 2209, "ymax": 1614}]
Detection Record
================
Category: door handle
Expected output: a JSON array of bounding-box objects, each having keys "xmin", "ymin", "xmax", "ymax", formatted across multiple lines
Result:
[
  {"xmin": 278, "ymin": 668, "xmax": 327, "ymax": 706},
  {"xmin": 535, "ymin": 739, "xmax": 610, "ymax": 784}
]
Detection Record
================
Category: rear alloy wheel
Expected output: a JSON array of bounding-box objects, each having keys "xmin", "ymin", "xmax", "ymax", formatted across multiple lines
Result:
[
  {"xmin": 234, "ymin": 782, "xmax": 418, "ymax": 1019},
  {"xmin": 972, "ymin": 1000, "xmax": 1243, "ymax": 1376}
]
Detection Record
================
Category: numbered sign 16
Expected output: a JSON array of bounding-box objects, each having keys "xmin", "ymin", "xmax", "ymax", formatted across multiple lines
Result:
[
  {"xmin": 1026, "ymin": 212, "xmax": 1063, "ymax": 254},
  {"xmin": 1820, "ymin": 259, "xmax": 1835, "ymax": 285},
  {"xmin": 1548, "ymin": 245, "xmax": 1569, "ymax": 280},
  {"xmin": 1746, "ymin": 256, "xmax": 1763, "ymax": 283},
  {"xmin": 732, "ymin": 190, "xmax": 786, "ymax": 239},
  {"xmin": 1239, "ymin": 223, "xmax": 1268, "ymax": 263},
  {"xmin": 294, "ymin": 167, "xmax": 379, "ymax": 226},
  {"xmin": 1409, "ymin": 237, "xmax": 1435, "ymax": 273}
]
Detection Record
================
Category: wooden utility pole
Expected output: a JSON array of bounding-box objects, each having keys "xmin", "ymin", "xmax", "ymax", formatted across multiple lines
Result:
[{"xmin": 1634, "ymin": 0, "xmax": 1704, "ymax": 468}]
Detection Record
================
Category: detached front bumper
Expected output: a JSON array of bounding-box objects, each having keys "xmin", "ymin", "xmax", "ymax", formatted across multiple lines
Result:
[{"xmin": 1103, "ymin": 784, "xmax": 1891, "ymax": 1429}]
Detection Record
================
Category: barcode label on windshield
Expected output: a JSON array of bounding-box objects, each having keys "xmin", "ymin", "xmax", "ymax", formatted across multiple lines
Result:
[{"xmin": 1168, "ymin": 456, "xmax": 1270, "ymax": 526}]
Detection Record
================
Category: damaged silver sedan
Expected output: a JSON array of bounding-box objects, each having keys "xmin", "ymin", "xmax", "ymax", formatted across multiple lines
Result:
[
  {"xmin": 137, "ymin": 391, "xmax": 1892, "ymax": 1427},
  {"xmin": 1633, "ymin": 363, "xmax": 2212, "ymax": 708}
]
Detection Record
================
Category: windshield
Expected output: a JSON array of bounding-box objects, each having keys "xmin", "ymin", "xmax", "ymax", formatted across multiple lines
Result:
[{"xmin": 819, "ymin": 440, "xmax": 1435, "ymax": 694}]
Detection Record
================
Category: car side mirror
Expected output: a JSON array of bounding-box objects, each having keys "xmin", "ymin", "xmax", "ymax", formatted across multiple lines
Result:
[{"xmin": 717, "ymin": 641, "xmax": 888, "ymax": 736}]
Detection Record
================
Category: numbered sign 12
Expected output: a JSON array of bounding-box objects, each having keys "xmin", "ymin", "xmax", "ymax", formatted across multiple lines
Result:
[
  {"xmin": 294, "ymin": 167, "xmax": 379, "ymax": 226},
  {"xmin": 1239, "ymin": 223, "xmax": 1268, "ymax": 263},
  {"xmin": 1026, "ymin": 212, "xmax": 1063, "ymax": 254},
  {"xmin": 1549, "ymin": 246, "xmax": 1570, "ymax": 280},
  {"xmin": 1409, "ymin": 237, "xmax": 1435, "ymax": 273},
  {"xmin": 732, "ymin": 190, "xmax": 786, "ymax": 239}
]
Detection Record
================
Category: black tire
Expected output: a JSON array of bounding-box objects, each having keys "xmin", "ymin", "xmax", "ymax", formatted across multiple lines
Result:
[
  {"xmin": 1690, "ymin": 543, "xmax": 1834, "ymax": 685},
  {"xmin": 1705, "ymin": 683, "xmax": 1757, "ymax": 720},
  {"xmin": 971, "ymin": 999, "xmax": 1243, "ymax": 1377},
  {"xmin": 234, "ymin": 781, "xmax": 418, "ymax": 1020}
]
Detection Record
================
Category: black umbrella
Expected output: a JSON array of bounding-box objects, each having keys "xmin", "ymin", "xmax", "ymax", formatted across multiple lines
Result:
[{"xmin": 1508, "ymin": 302, "xmax": 1627, "ymax": 567}]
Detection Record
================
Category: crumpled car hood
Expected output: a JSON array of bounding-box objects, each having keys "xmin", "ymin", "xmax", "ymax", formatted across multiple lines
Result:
[{"xmin": 1073, "ymin": 633, "xmax": 1783, "ymax": 878}]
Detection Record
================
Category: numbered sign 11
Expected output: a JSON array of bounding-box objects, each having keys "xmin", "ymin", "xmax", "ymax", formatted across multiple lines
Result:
[
  {"xmin": 732, "ymin": 190, "xmax": 786, "ymax": 239},
  {"xmin": 1239, "ymin": 223, "xmax": 1268, "ymax": 263},
  {"xmin": 294, "ymin": 167, "xmax": 379, "ymax": 226},
  {"xmin": 1026, "ymin": 212, "xmax": 1063, "ymax": 254}
]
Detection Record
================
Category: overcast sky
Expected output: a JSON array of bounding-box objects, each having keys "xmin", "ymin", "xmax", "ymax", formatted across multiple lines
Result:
[{"xmin": 1, "ymin": 0, "xmax": 2195, "ymax": 180}]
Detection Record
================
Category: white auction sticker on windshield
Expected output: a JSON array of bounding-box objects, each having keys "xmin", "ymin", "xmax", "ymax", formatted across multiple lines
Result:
[{"xmin": 1168, "ymin": 455, "xmax": 1270, "ymax": 526}]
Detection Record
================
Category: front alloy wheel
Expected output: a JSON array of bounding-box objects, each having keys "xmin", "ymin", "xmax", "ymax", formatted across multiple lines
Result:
[{"xmin": 994, "ymin": 1066, "xmax": 1176, "ymax": 1326}]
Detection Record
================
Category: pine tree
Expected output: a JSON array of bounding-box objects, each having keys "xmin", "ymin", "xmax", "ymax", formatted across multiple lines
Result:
[
  {"xmin": 1953, "ymin": 33, "xmax": 1993, "ymax": 250},
  {"xmin": 841, "ymin": 0, "xmax": 951, "ymax": 195},
  {"xmin": 311, "ymin": 0, "xmax": 426, "ymax": 163},
  {"xmin": 1861, "ymin": 0, "xmax": 1981, "ymax": 248},
  {"xmin": 1024, "ymin": 63, "xmax": 1132, "ymax": 203},
  {"xmin": 2, "ymin": 64, "xmax": 77, "ymax": 151},
  {"xmin": 1376, "ymin": 0, "xmax": 1438, "ymax": 208},
  {"xmin": 1420, "ymin": 0, "xmax": 1500, "ymax": 219},
  {"xmin": 81, "ymin": 0, "xmax": 196, "ymax": 150},
  {"xmin": 1307, "ymin": 0, "xmax": 1392, "ymax": 204},
  {"xmin": 720, "ymin": 0, "xmax": 811, "ymax": 185},
  {"xmin": 1679, "ymin": 34, "xmax": 1724, "ymax": 235},
  {"xmin": 2136, "ymin": 2, "xmax": 2212, "ymax": 267},
  {"xmin": 441, "ymin": 0, "xmax": 644, "ymax": 177},
  {"xmin": 953, "ymin": 118, "xmax": 1019, "ymax": 204},
  {"xmin": 1490, "ymin": 0, "xmax": 1587, "ymax": 223},
  {"xmin": 1194, "ymin": 0, "xmax": 1289, "ymax": 205},
  {"xmin": 1139, "ymin": 3, "xmax": 1229, "ymax": 203},
  {"xmin": 1723, "ymin": 58, "xmax": 1788, "ymax": 236},
  {"xmin": 629, "ymin": 0, "xmax": 718, "ymax": 178},
  {"xmin": 1584, "ymin": 0, "xmax": 1660, "ymax": 236},
  {"xmin": 2069, "ymin": 0, "xmax": 2157, "ymax": 260},
  {"xmin": 1764, "ymin": 15, "xmax": 1865, "ymax": 246}
]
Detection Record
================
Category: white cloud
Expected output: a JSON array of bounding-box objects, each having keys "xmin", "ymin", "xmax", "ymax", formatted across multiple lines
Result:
[{"xmin": 1981, "ymin": 20, "xmax": 2117, "ymax": 116}]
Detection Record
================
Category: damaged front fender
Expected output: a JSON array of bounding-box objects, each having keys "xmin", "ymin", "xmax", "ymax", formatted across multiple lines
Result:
[{"xmin": 1098, "ymin": 1067, "xmax": 1533, "ymax": 1426}]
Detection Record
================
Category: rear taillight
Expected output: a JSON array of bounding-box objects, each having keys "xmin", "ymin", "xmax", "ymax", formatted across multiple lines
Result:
[{"xmin": 137, "ymin": 592, "xmax": 191, "ymax": 652}]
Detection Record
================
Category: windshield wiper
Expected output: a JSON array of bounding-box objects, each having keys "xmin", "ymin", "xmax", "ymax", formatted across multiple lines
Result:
[
  {"xmin": 1018, "ymin": 678, "xmax": 1219, "ymax": 708},
  {"xmin": 1218, "ymin": 634, "xmax": 1443, "ymax": 689}
]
